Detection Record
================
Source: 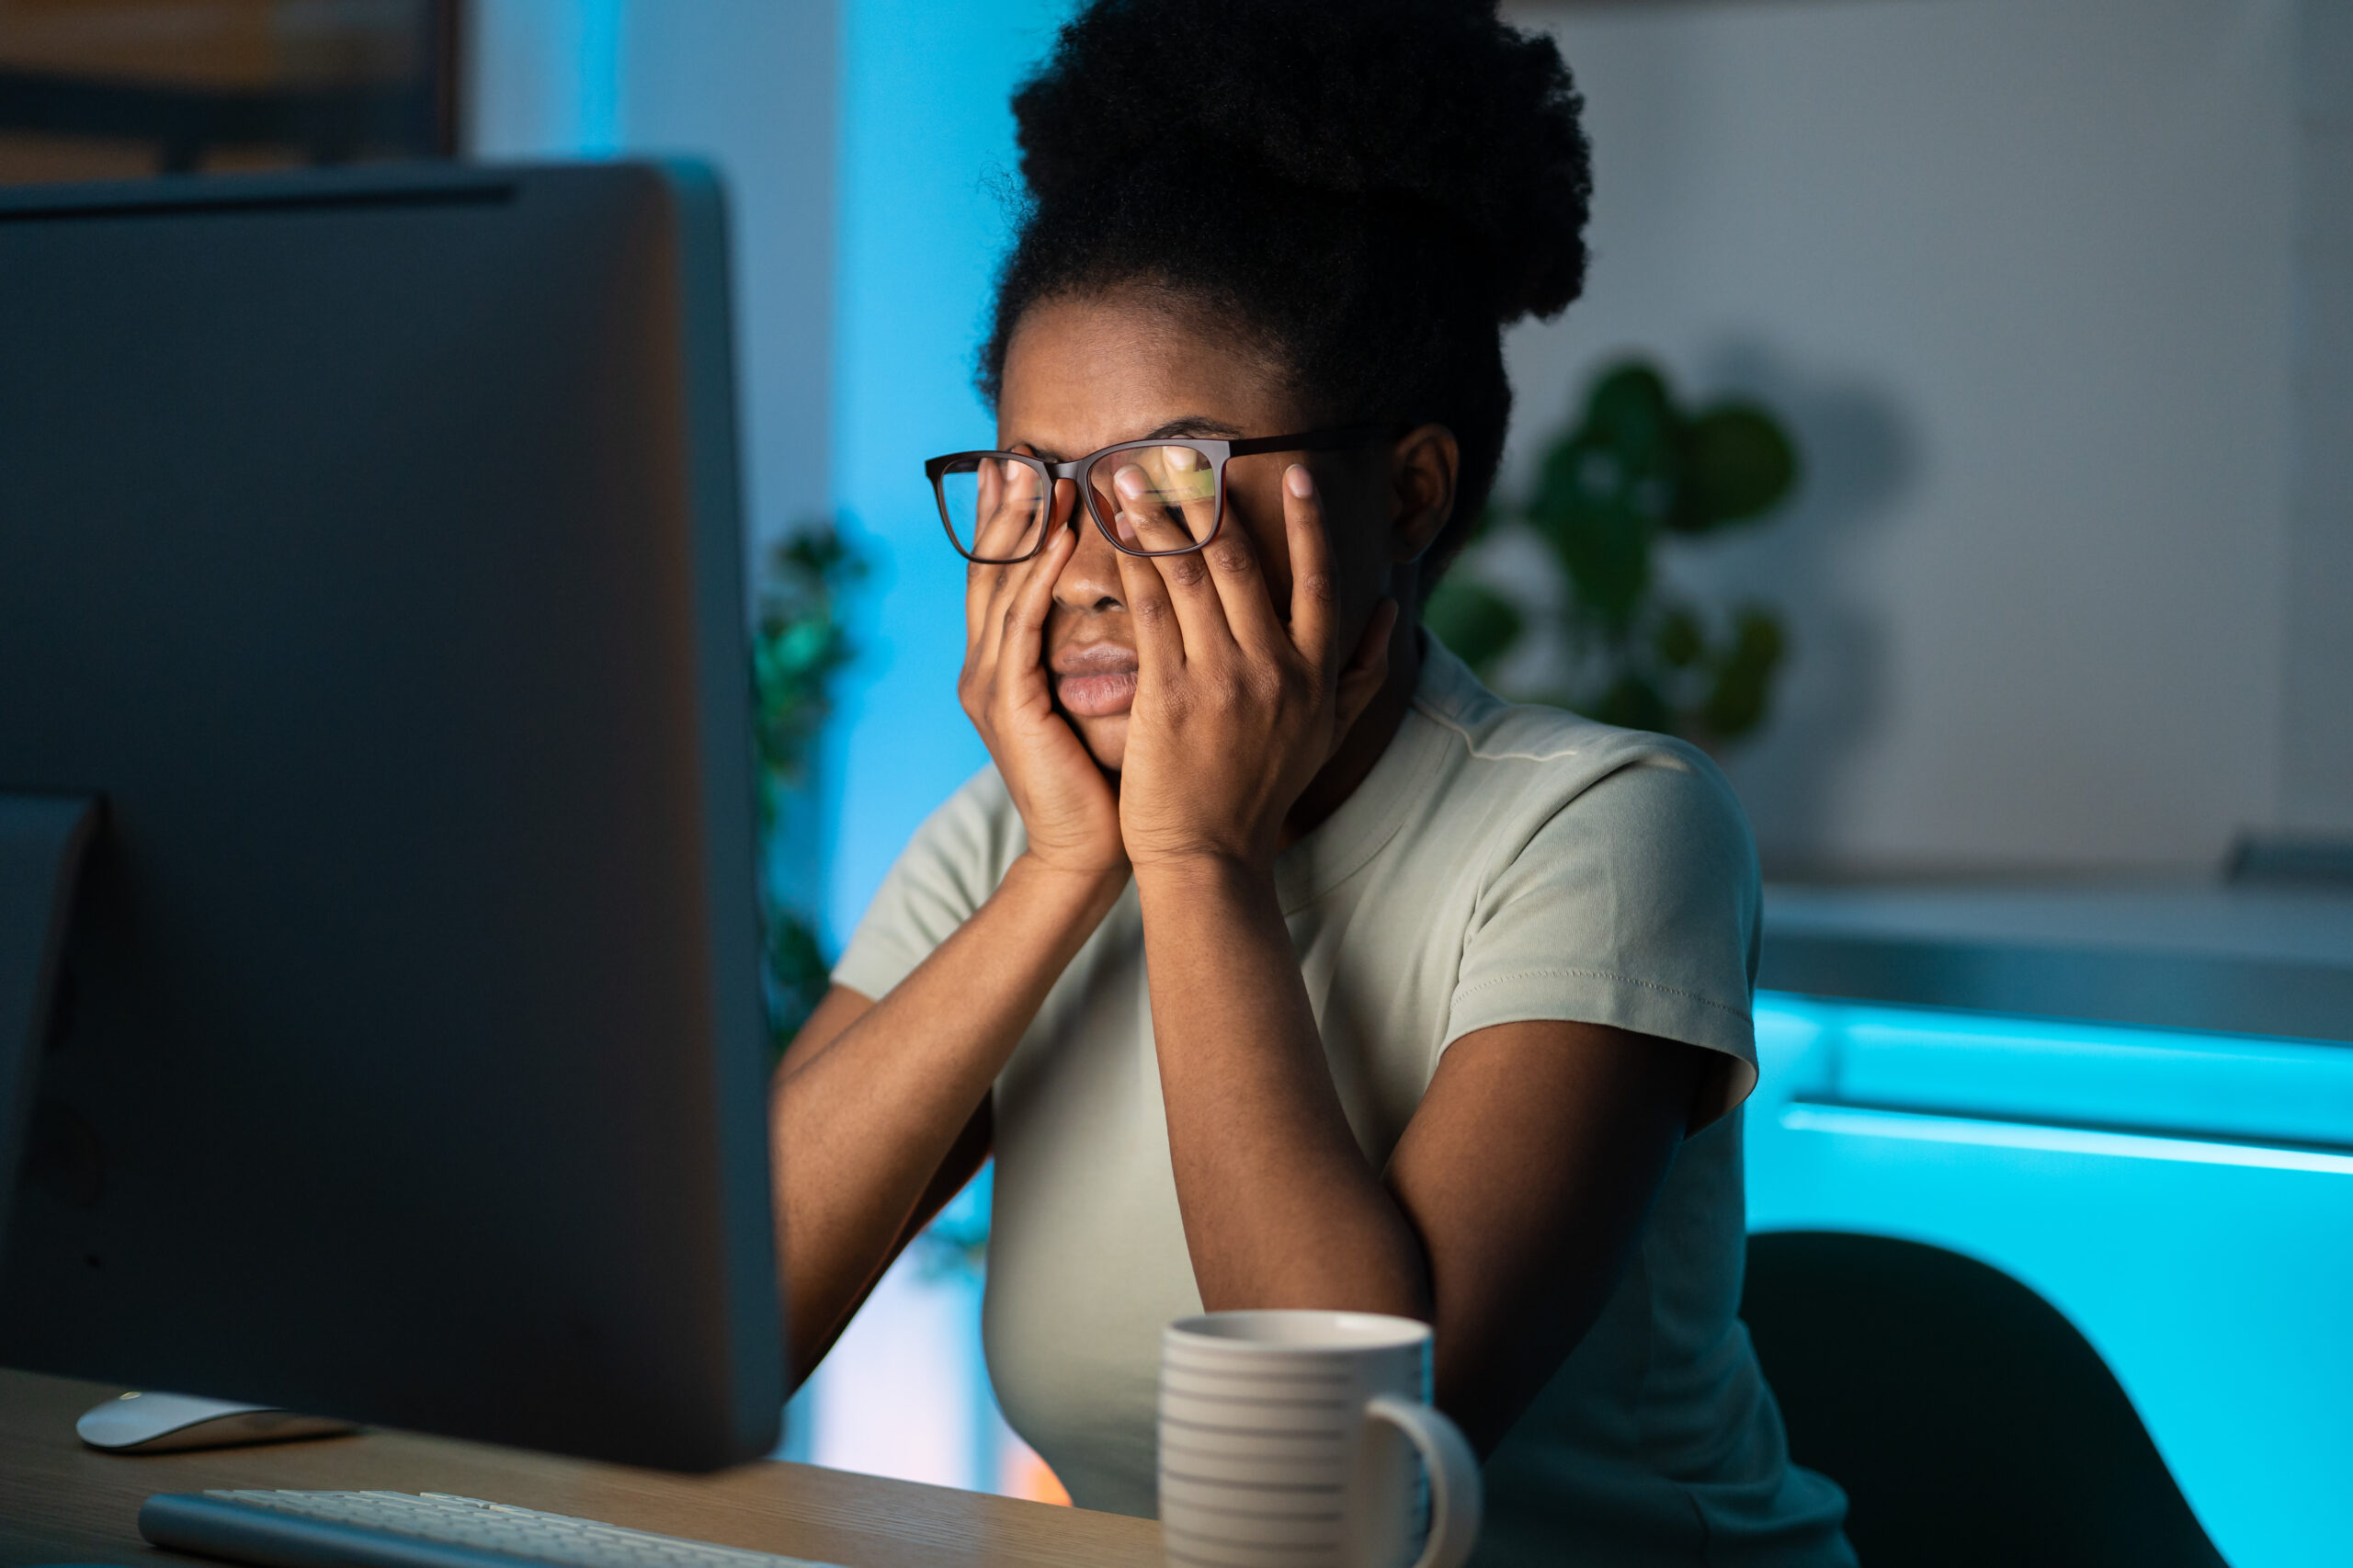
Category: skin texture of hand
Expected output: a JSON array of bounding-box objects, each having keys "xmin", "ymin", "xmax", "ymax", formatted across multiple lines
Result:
[
  {"xmin": 957, "ymin": 462, "xmax": 1129, "ymax": 884},
  {"xmin": 1109, "ymin": 459, "xmax": 1401, "ymax": 874}
]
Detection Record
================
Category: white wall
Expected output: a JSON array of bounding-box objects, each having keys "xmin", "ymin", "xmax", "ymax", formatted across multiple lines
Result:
[
  {"xmin": 466, "ymin": 0, "xmax": 836, "ymax": 554},
  {"xmin": 1496, "ymin": 0, "xmax": 2331, "ymax": 875},
  {"xmin": 2282, "ymin": 0, "xmax": 2353, "ymax": 833}
]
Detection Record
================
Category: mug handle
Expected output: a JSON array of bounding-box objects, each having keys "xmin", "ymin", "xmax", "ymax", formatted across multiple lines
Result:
[{"xmin": 1365, "ymin": 1394, "xmax": 1483, "ymax": 1568}]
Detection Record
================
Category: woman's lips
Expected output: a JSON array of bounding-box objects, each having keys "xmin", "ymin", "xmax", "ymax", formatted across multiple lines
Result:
[
  {"xmin": 1054, "ymin": 668, "xmax": 1138, "ymax": 718},
  {"xmin": 1051, "ymin": 646, "xmax": 1139, "ymax": 718}
]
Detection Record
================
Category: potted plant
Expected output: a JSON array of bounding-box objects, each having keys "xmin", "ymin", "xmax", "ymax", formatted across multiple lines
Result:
[
  {"xmin": 750, "ymin": 524, "xmax": 863, "ymax": 1056},
  {"xmin": 1426, "ymin": 358, "xmax": 1801, "ymax": 750}
]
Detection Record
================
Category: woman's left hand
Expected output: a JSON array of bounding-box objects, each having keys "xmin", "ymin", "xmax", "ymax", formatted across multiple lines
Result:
[{"xmin": 1110, "ymin": 460, "xmax": 1399, "ymax": 875}]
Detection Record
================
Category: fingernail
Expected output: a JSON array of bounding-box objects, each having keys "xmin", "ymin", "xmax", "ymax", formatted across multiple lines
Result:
[
  {"xmin": 1286, "ymin": 464, "xmax": 1315, "ymax": 498},
  {"xmin": 1116, "ymin": 465, "xmax": 1148, "ymax": 499},
  {"xmin": 1115, "ymin": 510, "xmax": 1137, "ymax": 543}
]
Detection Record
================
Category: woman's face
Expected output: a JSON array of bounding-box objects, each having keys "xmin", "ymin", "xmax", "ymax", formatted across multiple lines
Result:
[{"xmin": 995, "ymin": 290, "xmax": 1393, "ymax": 771}]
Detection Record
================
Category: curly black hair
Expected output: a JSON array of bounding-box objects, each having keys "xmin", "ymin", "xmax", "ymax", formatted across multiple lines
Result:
[{"xmin": 980, "ymin": 0, "xmax": 1593, "ymax": 583}]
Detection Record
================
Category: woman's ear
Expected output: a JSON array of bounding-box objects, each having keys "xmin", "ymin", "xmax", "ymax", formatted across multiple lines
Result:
[{"xmin": 1389, "ymin": 425, "xmax": 1460, "ymax": 564}]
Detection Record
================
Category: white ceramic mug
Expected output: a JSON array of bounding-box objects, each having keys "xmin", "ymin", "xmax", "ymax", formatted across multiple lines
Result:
[{"xmin": 1159, "ymin": 1311, "xmax": 1482, "ymax": 1568}]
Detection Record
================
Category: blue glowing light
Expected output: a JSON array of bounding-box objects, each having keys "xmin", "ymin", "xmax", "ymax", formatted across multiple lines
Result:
[
  {"xmin": 1778, "ymin": 1101, "xmax": 2353, "ymax": 1176},
  {"xmin": 1748, "ymin": 992, "xmax": 2353, "ymax": 1568}
]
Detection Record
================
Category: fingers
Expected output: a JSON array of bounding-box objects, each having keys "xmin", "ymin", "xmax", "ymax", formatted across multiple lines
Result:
[
  {"xmin": 969, "ymin": 524, "xmax": 1032, "ymax": 670},
  {"xmin": 1111, "ymin": 517, "xmax": 1190, "ymax": 676},
  {"xmin": 1002, "ymin": 513, "xmax": 1074, "ymax": 664},
  {"xmin": 1186, "ymin": 466, "xmax": 1287, "ymax": 658},
  {"xmin": 967, "ymin": 472, "xmax": 1074, "ymax": 676},
  {"xmin": 963, "ymin": 457, "xmax": 1027, "ymax": 642},
  {"xmin": 961, "ymin": 460, "xmax": 1001, "ymax": 645},
  {"xmin": 1110, "ymin": 459, "xmax": 1235, "ymax": 662},
  {"xmin": 1164, "ymin": 445, "xmax": 1222, "ymax": 551},
  {"xmin": 966, "ymin": 553, "xmax": 1007, "ymax": 659},
  {"xmin": 1109, "ymin": 458, "xmax": 1211, "ymax": 562},
  {"xmin": 1098, "ymin": 445, "xmax": 1220, "ymax": 551},
  {"xmin": 976, "ymin": 456, "xmax": 1048, "ymax": 559},
  {"xmin": 1282, "ymin": 462, "xmax": 1343, "ymax": 671}
]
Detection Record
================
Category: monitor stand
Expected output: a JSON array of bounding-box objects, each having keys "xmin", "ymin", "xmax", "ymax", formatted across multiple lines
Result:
[{"xmin": 0, "ymin": 793, "xmax": 98, "ymax": 1248}]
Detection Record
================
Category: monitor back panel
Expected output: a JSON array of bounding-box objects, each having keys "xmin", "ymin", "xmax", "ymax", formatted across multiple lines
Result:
[{"xmin": 0, "ymin": 164, "xmax": 780, "ymax": 1469}]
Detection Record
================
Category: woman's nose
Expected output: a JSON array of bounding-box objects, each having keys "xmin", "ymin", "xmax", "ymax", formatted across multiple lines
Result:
[{"xmin": 1053, "ymin": 491, "xmax": 1125, "ymax": 611}]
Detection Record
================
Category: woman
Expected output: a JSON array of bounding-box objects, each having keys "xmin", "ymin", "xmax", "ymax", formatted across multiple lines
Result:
[{"xmin": 771, "ymin": 2, "xmax": 1853, "ymax": 1562}]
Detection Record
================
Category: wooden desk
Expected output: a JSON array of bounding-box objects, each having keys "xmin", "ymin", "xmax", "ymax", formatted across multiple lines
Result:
[{"xmin": 0, "ymin": 1369, "xmax": 1160, "ymax": 1568}]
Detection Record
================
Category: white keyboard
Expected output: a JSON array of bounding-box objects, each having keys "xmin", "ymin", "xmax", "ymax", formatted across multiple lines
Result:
[{"xmin": 139, "ymin": 1488, "xmax": 847, "ymax": 1568}]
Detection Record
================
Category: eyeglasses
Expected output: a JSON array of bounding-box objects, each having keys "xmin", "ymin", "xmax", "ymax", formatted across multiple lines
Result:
[{"xmin": 923, "ymin": 426, "xmax": 1393, "ymax": 564}]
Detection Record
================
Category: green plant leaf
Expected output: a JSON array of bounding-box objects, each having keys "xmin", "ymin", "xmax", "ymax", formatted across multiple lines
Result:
[
  {"xmin": 1671, "ymin": 404, "xmax": 1798, "ymax": 532},
  {"xmin": 751, "ymin": 519, "xmax": 866, "ymax": 1054},
  {"xmin": 1583, "ymin": 672, "xmax": 1672, "ymax": 734},
  {"xmin": 1586, "ymin": 362, "xmax": 1676, "ymax": 475},
  {"xmin": 1550, "ymin": 497, "xmax": 1652, "ymax": 631},
  {"xmin": 1528, "ymin": 431, "xmax": 1598, "ymax": 531},
  {"xmin": 1699, "ymin": 608, "xmax": 1788, "ymax": 740},
  {"xmin": 1522, "ymin": 361, "xmax": 1688, "ymax": 633},
  {"xmin": 753, "ymin": 523, "xmax": 865, "ymax": 792},
  {"xmin": 1422, "ymin": 575, "xmax": 1525, "ymax": 677},
  {"xmin": 762, "ymin": 908, "xmax": 832, "ymax": 1062},
  {"xmin": 1529, "ymin": 366, "xmax": 1676, "ymax": 527},
  {"xmin": 1511, "ymin": 358, "xmax": 1799, "ymax": 754},
  {"xmin": 1654, "ymin": 605, "xmax": 1707, "ymax": 670}
]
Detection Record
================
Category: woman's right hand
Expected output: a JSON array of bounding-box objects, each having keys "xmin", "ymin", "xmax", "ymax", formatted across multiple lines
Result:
[{"xmin": 958, "ymin": 460, "xmax": 1129, "ymax": 884}]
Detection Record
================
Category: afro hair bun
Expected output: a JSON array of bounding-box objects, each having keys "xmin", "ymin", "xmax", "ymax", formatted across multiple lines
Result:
[{"xmin": 1010, "ymin": 0, "xmax": 1592, "ymax": 324}]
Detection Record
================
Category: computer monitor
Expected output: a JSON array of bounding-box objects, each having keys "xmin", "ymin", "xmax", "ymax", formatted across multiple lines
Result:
[{"xmin": 0, "ymin": 162, "xmax": 784, "ymax": 1471}]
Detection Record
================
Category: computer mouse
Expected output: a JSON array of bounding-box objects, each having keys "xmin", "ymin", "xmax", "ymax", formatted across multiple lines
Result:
[{"xmin": 75, "ymin": 1391, "xmax": 359, "ymax": 1453}]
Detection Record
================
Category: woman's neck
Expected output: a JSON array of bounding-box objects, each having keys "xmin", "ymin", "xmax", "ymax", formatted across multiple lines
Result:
[{"xmin": 1279, "ymin": 616, "xmax": 1426, "ymax": 852}]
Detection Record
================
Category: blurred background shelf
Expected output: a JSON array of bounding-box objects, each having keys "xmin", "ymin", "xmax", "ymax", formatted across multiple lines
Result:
[
  {"xmin": 1762, "ymin": 880, "xmax": 2353, "ymax": 1045},
  {"xmin": 0, "ymin": 0, "xmax": 458, "ymax": 181}
]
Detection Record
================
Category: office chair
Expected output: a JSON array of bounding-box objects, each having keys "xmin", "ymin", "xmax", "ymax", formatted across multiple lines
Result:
[{"xmin": 1741, "ymin": 1231, "xmax": 2226, "ymax": 1568}]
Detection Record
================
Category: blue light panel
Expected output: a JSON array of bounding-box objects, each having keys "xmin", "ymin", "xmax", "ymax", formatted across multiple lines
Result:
[{"xmin": 1748, "ymin": 993, "xmax": 2353, "ymax": 1568}]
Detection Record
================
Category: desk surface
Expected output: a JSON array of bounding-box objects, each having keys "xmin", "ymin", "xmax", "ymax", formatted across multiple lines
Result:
[{"xmin": 0, "ymin": 1369, "xmax": 1160, "ymax": 1568}]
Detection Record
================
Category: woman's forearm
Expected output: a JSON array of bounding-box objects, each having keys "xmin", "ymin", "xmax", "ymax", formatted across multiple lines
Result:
[
  {"xmin": 773, "ymin": 854, "xmax": 1126, "ymax": 1374},
  {"xmin": 1135, "ymin": 854, "xmax": 1430, "ymax": 1318}
]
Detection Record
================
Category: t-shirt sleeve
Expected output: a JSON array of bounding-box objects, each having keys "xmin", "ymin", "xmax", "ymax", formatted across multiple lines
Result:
[
  {"xmin": 831, "ymin": 767, "xmax": 1022, "ymax": 1003},
  {"xmin": 1443, "ymin": 749, "xmax": 1763, "ymax": 1122}
]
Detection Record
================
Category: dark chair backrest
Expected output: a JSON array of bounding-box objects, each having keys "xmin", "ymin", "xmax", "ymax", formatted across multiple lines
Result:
[{"xmin": 1742, "ymin": 1231, "xmax": 2226, "ymax": 1568}]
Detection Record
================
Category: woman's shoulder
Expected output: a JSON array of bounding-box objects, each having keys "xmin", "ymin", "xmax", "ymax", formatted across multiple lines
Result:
[
  {"xmin": 1409, "ymin": 640, "xmax": 1747, "ymax": 842},
  {"xmin": 858, "ymin": 762, "xmax": 1029, "ymax": 926},
  {"xmin": 1407, "ymin": 642, "xmax": 1764, "ymax": 1110},
  {"xmin": 829, "ymin": 764, "xmax": 1025, "ymax": 1003},
  {"xmin": 905, "ymin": 761, "xmax": 1027, "ymax": 878}
]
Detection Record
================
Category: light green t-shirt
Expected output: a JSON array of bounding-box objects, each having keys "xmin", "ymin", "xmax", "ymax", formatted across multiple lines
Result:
[{"xmin": 834, "ymin": 642, "xmax": 1853, "ymax": 1568}]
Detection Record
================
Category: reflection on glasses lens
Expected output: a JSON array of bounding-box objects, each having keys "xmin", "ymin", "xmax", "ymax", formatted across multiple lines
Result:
[
  {"xmin": 1089, "ymin": 445, "xmax": 1221, "ymax": 554},
  {"xmin": 939, "ymin": 456, "xmax": 1049, "ymax": 562}
]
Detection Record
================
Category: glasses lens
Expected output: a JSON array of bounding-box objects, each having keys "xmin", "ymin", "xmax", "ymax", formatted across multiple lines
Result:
[
  {"xmin": 940, "ymin": 456, "xmax": 1050, "ymax": 562},
  {"xmin": 1091, "ymin": 445, "xmax": 1220, "ymax": 554}
]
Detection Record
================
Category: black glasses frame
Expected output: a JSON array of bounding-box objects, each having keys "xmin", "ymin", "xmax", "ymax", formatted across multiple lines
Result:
[{"xmin": 923, "ymin": 425, "xmax": 1396, "ymax": 564}]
